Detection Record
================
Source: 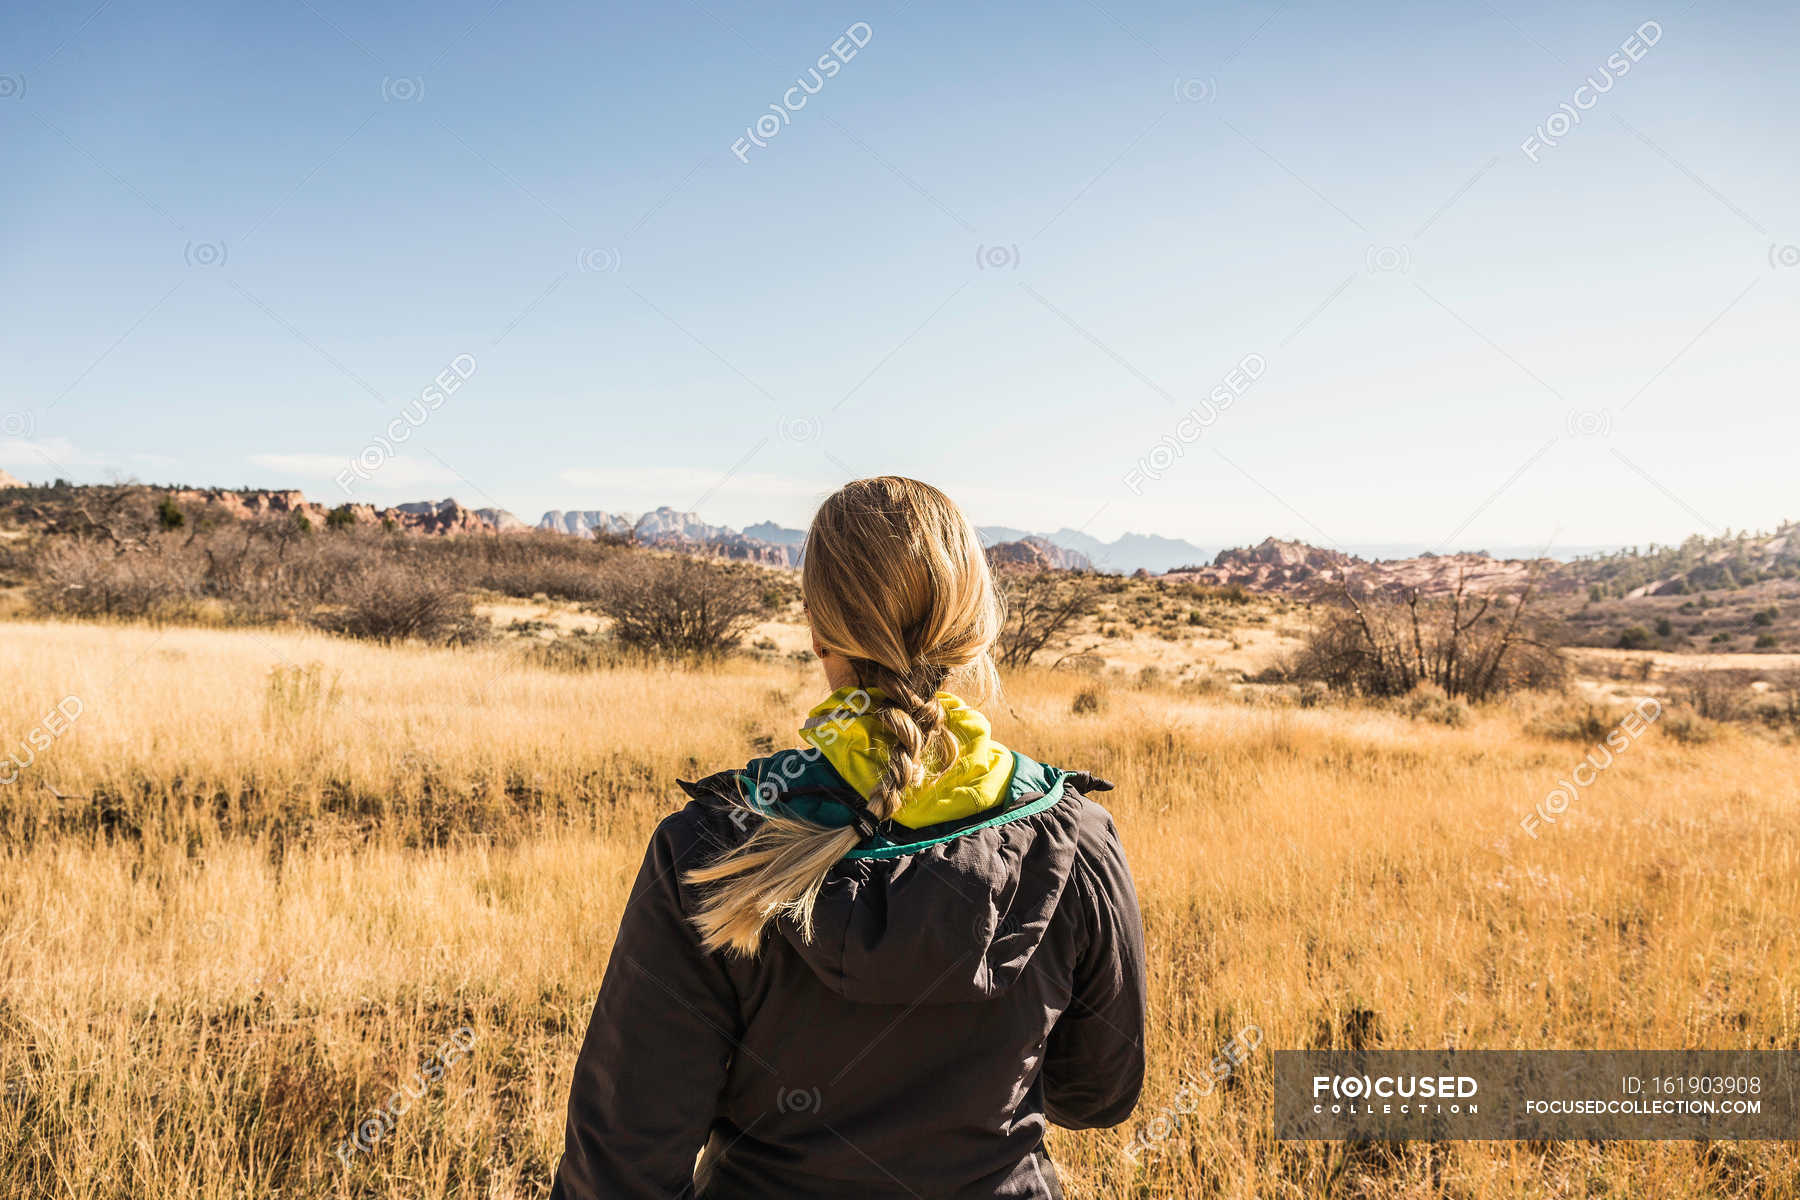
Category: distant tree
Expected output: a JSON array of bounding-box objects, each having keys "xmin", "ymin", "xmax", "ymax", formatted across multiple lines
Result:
[
  {"xmin": 1671, "ymin": 669, "xmax": 1749, "ymax": 720},
  {"xmin": 995, "ymin": 571, "xmax": 1099, "ymax": 669},
  {"xmin": 156, "ymin": 496, "xmax": 185, "ymax": 531},
  {"xmin": 1294, "ymin": 567, "xmax": 1565, "ymax": 700},
  {"xmin": 326, "ymin": 504, "xmax": 357, "ymax": 530},
  {"xmin": 1777, "ymin": 668, "xmax": 1800, "ymax": 728}
]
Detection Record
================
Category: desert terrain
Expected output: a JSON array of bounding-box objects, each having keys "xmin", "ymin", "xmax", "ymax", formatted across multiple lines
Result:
[{"xmin": 1, "ymin": 483, "xmax": 1797, "ymax": 1197}]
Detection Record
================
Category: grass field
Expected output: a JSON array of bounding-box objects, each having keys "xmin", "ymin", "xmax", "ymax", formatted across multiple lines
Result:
[{"xmin": 2, "ymin": 618, "xmax": 1797, "ymax": 1198}]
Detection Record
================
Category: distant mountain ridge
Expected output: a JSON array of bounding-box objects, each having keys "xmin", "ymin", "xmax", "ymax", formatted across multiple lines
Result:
[
  {"xmin": 986, "ymin": 535, "xmax": 1094, "ymax": 572},
  {"xmin": 14, "ymin": 469, "xmax": 1786, "ymax": 602},
  {"xmin": 533, "ymin": 506, "xmax": 800, "ymax": 565},
  {"xmin": 977, "ymin": 525, "xmax": 1210, "ymax": 575},
  {"xmin": 537, "ymin": 509, "xmax": 635, "ymax": 537}
]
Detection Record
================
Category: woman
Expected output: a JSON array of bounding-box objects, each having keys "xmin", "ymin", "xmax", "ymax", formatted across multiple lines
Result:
[{"xmin": 550, "ymin": 476, "xmax": 1146, "ymax": 1199}]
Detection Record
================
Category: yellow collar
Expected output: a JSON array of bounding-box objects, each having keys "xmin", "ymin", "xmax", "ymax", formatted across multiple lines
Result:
[{"xmin": 799, "ymin": 686, "xmax": 1015, "ymax": 830}]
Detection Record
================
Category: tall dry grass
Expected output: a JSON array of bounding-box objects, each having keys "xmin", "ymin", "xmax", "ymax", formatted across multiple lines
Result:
[{"xmin": 1, "ymin": 619, "xmax": 1796, "ymax": 1198}]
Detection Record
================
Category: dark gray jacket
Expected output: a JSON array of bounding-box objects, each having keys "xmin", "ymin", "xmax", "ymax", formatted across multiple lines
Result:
[{"xmin": 550, "ymin": 752, "xmax": 1146, "ymax": 1199}]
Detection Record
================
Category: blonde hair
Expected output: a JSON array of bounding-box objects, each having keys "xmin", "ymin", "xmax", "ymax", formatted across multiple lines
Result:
[{"xmin": 685, "ymin": 476, "xmax": 1002, "ymax": 956}]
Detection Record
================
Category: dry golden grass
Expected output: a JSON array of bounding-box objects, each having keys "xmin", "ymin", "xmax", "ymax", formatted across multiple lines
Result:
[{"xmin": 1, "ymin": 618, "xmax": 1796, "ymax": 1198}]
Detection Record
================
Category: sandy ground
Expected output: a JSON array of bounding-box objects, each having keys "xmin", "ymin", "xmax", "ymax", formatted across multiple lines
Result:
[
  {"xmin": 1569, "ymin": 646, "xmax": 1800, "ymax": 672},
  {"xmin": 475, "ymin": 597, "xmax": 602, "ymax": 635}
]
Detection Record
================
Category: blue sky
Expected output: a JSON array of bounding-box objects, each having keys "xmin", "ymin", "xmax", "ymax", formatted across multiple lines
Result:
[{"xmin": 4, "ymin": 0, "xmax": 1796, "ymax": 553}]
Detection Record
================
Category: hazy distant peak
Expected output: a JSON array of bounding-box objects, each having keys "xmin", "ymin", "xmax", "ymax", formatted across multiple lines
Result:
[
  {"xmin": 743, "ymin": 520, "xmax": 806, "ymax": 547},
  {"xmin": 976, "ymin": 525, "xmax": 1210, "ymax": 574}
]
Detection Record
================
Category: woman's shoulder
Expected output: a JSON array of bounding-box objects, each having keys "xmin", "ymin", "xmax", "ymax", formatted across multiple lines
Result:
[
  {"xmin": 1035, "ymin": 767, "xmax": 1129, "ymax": 871},
  {"xmin": 643, "ymin": 767, "xmax": 763, "ymax": 863}
]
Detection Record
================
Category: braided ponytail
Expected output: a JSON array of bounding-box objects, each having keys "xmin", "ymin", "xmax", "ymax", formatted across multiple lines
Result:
[
  {"xmin": 686, "ymin": 478, "xmax": 1001, "ymax": 957},
  {"xmin": 852, "ymin": 659, "xmax": 953, "ymax": 821}
]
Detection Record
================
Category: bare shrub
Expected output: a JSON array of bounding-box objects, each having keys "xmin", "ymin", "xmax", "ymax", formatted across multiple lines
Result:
[
  {"xmin": 995, "ymin": 571, "xmax": 1098, "ymax": 668},
  {"xmin": 1525, "ymin": 700, "xmax": 1622, "ymax": 742},
  {"xmin": 313, "ymin": 562, "xmax": 489, "ymax": 644},
  {"xmin": 1667, "ymin": 669, "xmax": 1751, "ymax": 722},
  {"xmin": 1775, "ymin": 668, "xmax": 1800, "ymax": 729},
  {"xmin": 28, "ymin": 535, "xmax": 202, "ymax": 620},
  {"xmin": 407, "ymin": 532, "xmax": 623, "ymax": 602},
  {"xmin": 20, "ymin": 506, "xmax": 642, "ymax": 633},
  {"xmin": 1292, "ymin": 573, "xmax": 1566, "ymax": 701},
  {"xmin": 1395, "ymin": 683, "xmax": 1470, "ymax": 727},
  {"xmin": 590, "ymin": 555, "xmax": 769, "ymax": 656},
  {"xmin": 1661, "ymin": 708, "xmax": 1722, "ymax": 744}
]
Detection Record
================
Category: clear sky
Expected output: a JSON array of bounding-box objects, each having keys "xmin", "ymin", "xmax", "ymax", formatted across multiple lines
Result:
[{"xmin": 5, "ymin": 0, "xmax": 1796, "ymax": 554}]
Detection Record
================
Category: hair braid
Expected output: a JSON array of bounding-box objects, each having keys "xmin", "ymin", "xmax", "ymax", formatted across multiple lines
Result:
[{"xmin": 853, "ymin": 659, "xmax": 953, "ymax": 820}]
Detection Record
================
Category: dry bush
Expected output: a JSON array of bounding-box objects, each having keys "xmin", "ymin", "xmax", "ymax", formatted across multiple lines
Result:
[
  {"xmin": 1070, "ymin": 684, "xmax": 1108, "ymax": 716},
  {"xmin": 1293, "ymin": 578, "xmax": 1567, "ymax": 701},
  {"xmin": 312, "ymin": 561, "xmax": 489, "ymax": 645},
  {"xmin": 1524, "ymin": 699, "xmax": 1626, "ymax": 742},
  {"xmin": 1667, "ymin": 668, "xmax": 1753, "ymax": 722},
  {"xmin": 407, "ymin": 531, "xmax": 624, "ymax": 601},
  {"xmin": 995, "ymin": 571, "xmax": 1099, "ymax": 668},
  {"xmin": 21, "ymin": 513, "xmax": 647, "ymax": 641},
  {"xmin": 589, "ymin": 555, "xmax": 770, "ymax": 656},
  {"xmin": 1394, "ymin": 682, "xmax": 1471, "ymax": 727},
  {"xmin": 27, "ymin": 535, "xmax": 204, "ymax": 619},
  {"xmin": 1775, "ymin": 667, "xmax": 1800, "ymax": 728},
  {"xmin": 1660, "ymin": 708, "xmax": 1724, "ymax": 744}
]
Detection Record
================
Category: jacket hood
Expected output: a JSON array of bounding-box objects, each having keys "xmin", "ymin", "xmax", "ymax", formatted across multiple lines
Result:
[{"xmin": 686, "ymin": 722, "xmax": 1094, "ymax": 1005}]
